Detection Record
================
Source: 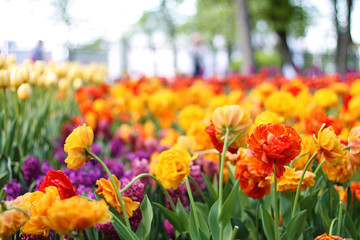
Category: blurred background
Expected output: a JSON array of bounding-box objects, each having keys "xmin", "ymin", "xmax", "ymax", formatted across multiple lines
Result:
[{"xmin": 0, "ymin": 0, "xmax": 359, "ymax": 79}]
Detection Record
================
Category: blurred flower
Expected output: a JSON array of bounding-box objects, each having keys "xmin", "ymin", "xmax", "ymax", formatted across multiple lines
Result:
[
  {"xmin": 175, "ymin": 135, "xmax": 196, "ymax": 152},
  {"xmin": 348, "ymin": 126, "xmax": 360, "ymax": 166},
  {"xmin": 313, "ymin": 88, "xmax": 338, "ymax": 108},
  {"xmin": 249, "ymin": 111, "xmax": 284, "ymax": 134},
  {"xmin": 110, "ymin": 137, "xmax": 124, "ymax": 158},
  {"xmin": 17, "ymin": 83, "xmax": 32, "ymax": 100},
  {"xmin": 22, "ymin": 186, "xmax": 60, "ymax": 236},
  {"xmin": 329, "ymin": 82, "xmax": 349, "ymax": 95},
  {"xmin": 344, "ymin": 181, "xmax": 360, "ymax": 202},
  {"xmin": 164, "ymin": 219, "xmax": 174, "ymax": 238},
  {"xmin": 322, "ymin": 151, "xmax": 354, "ymax": 183},
  {"xmin": 95, "ymin": 222, "xmax": 119, "ymax": 240},
  {"xmin": 178, "ymin": 105, "xmax": 205, "ymax": 131},
  {"xmin": 39, "ymin": 170, "xmax": 77, "ymax": 200},
  {"xmin": 103, "ymin": 159, "xmax": 124, "ymax": 180},
  {"xmin": 211, "ymin": 105, "xmax": 251, "ymax": 148},
  {"xmin": 317, "ymin": 125, "xmax": 344, "ymax": 166},
  {"xmin": 155, "ymin": 147, "xmax": 191, "ymax": 190},
  {"xmin": 187, "ymin": 121, "xmax": 213, "ymax": 151},
  {"xmin": 42, "ymin": 196, "xmax": 112, "ymax": 235},
  {"xmin": 91, "ymin": 142, "xmax": 102, "ymax": 156},
  {"xmin": 268, "ymin": 166, "xmax": 315, "ymax": 192},
  {"xmin": 4, "ymin": 179, "xmax": 22, "ymax": 201},
  {"xmin": 293, "ymin": 135, "xmax": 317, "ymax": 171},
  {"xmin": 121, "ymin": 178, "xmax": 145, "ymax": 203},
  {"xmin": 234, "ymin": 155, "xmax": 271, "ymax": 199},
  {"xmin": 131, "ymin": 158, "xmax": 151, "ymax": 185},
  {"xmin": 76, "ymin": 185, "xmax": 95, "ymax": 200},
  {"xmin": 247, "ymin": 123, "xmax": 302, "ymax": 178},
  {"xmin": 314, "ymin": 233, "xmax": 352, "ymax": 240},
  {"xmin": 264, "ymin": 91, "xmax": 296, "ymax": 119},
  {"xmin": 22, "ymin": 156, "xmax": 41, "ymax": 182},
  {"xmin": 0, "ymin": 201, "xmax": 30, "ymax": 238},
  {"xmin": 64, "ymin": 123, "xmax": 94, "ymax": 169},
  {"xmin": 95, "ymin": 175, "xmax": 140, "ymax": 218},
  {"xmin": 334, "ymin": 185, "xmax": 345, "ymax": 201}
]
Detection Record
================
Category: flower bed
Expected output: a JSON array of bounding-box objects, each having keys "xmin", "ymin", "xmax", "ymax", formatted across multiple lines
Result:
[{"xmin": 1, "ymin": 54, "xmax": 360, "ymax": 239}]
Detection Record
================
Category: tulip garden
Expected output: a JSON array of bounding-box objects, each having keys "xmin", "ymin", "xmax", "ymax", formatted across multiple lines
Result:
[{"xmin": 1, "ymin": 53, "xmax": 360, "ymax": 240}]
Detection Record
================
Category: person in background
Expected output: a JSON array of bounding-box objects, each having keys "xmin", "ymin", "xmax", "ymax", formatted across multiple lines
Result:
[
  {"xmin": 190, "ymin": 33, "xmax": 205, "ymax": 77},
  {"xmin": 32, "ymin": 40, "xmax": 44, "ymax": 61}
]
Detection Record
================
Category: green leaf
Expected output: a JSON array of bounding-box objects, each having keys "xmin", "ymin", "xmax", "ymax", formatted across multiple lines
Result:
[
  {"xmin": 152, "ymin": 202, "xmax": 186, "ymax": 232},
  {"xmin": 218, "ymin": 179, "xmax": 239, "ymax": 226},
  {"xmin": 300, "ymin": 189, "xmax": 320, "ymax": 214},
  {"xmin": 208, "ymin": 201, "xmax": 220, "ymax": 240},
  {"xmin": 136, "ymin": 196, "xmax": 153, "ymax": 240},
  {"xmin": 176, "ymin": 199, "xmax": 190, "ymax": 227},
  {"xmin": 3, "ymin": 120, "xmax": 16, "ymax": 156},
  {"xmin": 202, "ymin": 173, "xmax": 218, "ymax": 201},
  {"xmin": 260, "ymin": 204, "xmax": 275, "ymax": 240},
  {"xmin": 195, "ymin": 201, "xmax": 209, "ymax": 220},
  {"xmin": 343, "ymin": 211, "xmax": 358, "ymax": 240},
  {"xmin": 10, "ymin": 145, "xmax": 21, "ymax": 163},
  {"xmin": 189, "ymin": 207, "xmax": 200, "ymax": 240},
  {"xmin": 315, "ymin": 201, "xmax": 330, "ymax": 232},
  {"xmin": 112, "ymin": 218, "xmax": 139, "ymax": 240},
  {"xmin": 32, "ymin": 103, "xmax": 49, "ymax": 140},
  {"xmin": 286, "ymin": 210, "xmax": 307, "ymax": 240},
  {"xmin": 189, "ymin": 206, "xmax": 210, "ymax": 240}
]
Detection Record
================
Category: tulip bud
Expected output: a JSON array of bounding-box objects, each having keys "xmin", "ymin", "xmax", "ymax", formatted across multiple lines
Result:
[
  {"xmin": 10, "ymin": 68, "xmax": 23, "ymax": 88},
  {"xmin": 0, "ymin": 70, "xmax": 9, "ymax": 88},
  {"xmin": 17, "ymin": 83, "xmax": 31, "ymax": 100}
]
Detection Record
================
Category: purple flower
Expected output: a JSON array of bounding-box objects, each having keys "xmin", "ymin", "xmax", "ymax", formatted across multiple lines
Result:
[
  {"xmin": 189, "ymin": 161, "xmax": 205, "ymax": 193},
  {"xmin": 129, "ymin": 209, "xmax": 142, "ymax": 231},
  {"xmin": 164, "ymin": 219, "xmax": 174, "ymax": 239},
  {"xmin": 123, "ymin": 170, "xmax": 134, "ymax": 180},
  {"xmin": 53, "ymin": 150, "xmax": 66, "ymax": 165},
  {"xmin": 96, "ymin": 222, "xmax": 119, "ymax": 239},
  {"xmin": 77, "ymin": 184, "xmax": 95, "ymax": 200},
  {"xmin": 22, "ymin": 156, "xmax": 41, "ymax": 182},
  {"xmin": 165, "ymin": 183, "xmax": 188, "ymax": 210},
  {"xmin": 63, "ymin": 163, "xmax": 102, "ymax": 187},
  {"xmin": 121, "ymin": 178, "xmax": 145, "ymax": 203},
  {"xmin": 131, "ymin": 158, "xmax": 151, "ymax": 185},
  {"xmin": 95, "ymin": 119, "xmax": 111, "ymax": 139},
  {"xmin": 103, "ymin": 159, "xmax": 124, "ymax": 179},
  {"xmin": 110, "ymin": 137, "xmax": 123, "ymax": 158},
  {"xmin": 4, "ymin": 179, "xmax": 22, "ymax": 200},
  {"xmin": 91, "ymin": 142, "xmax": 102, "ymax": 156},
  {"xmin": 41, "ymin": 160, "xmax": 54, "ymax": 175},
  {"xmin": 20, "ymin": 234, "xmax": 46, "ymax": 240}
]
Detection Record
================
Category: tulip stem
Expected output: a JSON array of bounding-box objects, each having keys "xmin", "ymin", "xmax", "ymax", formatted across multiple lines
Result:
[
  {"xmin": 289, "ymin": 151, "xmax": 310, "ymax": 168},
  {"xmin": 185, "ymin": 177, "xmax": 200, "ymax": 231},
  {"xmin": 88, "ymin": 151, "xmax": 130, "ymax": 228},
  {"xmin": 119, "ymin": 173, "xmax": 176, "ymax": 211},
  {"xmin": 274, "ymin": 165, "xmax": 280, "ymax": 240},
  {"xmin": 218, "ymin": 128, "xmax": 229, "ymax": 240},
  {"xmin": 329, "ymin": 218, "xmax": 338, "ymax": 235},
  {"xmin": 337, "ymin": 201, "xmax": 344, "ymax": 235},
  {"xmin": 231, "ymin": 226, "xmax": 239, "ymax": 240},
  {"xmin": 342, "ymin": 146, "xmax": 350, "ymax": 151},
  {"xmin": 292, "ymin": 152, "xmax": 317, "ymax": 218},
  {"xmin": 314, "ymin": 159, "xmax": 326, "ymax": 175}
]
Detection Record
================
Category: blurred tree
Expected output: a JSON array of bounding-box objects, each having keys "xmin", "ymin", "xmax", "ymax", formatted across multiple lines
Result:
[
  {"xmin": 248, "ymin": 0, "xmax": 309, "ymax": 73},
  {"xmin": 332, "ymin": 0, "xmax": 356, "ymax": 74},
  {"xmin": 236, "ymin": 0, "xmax": 254, "ymax": 73},
  {"xmin": 135, "ymin": 0, "xmax": 183, "ymax": 73},
  {"xmin": 187, "ymin": 0, "xmax": 243, "ymax": 71}
]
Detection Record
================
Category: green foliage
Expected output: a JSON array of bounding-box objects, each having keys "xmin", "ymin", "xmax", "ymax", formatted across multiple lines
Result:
[
  {"xmin": 254, "ymin": 49, "xmax": 283, "ymax": 68},
  {"xmin": 248, "ymin": 0, "xmax": 309, "ymax": 37}
]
